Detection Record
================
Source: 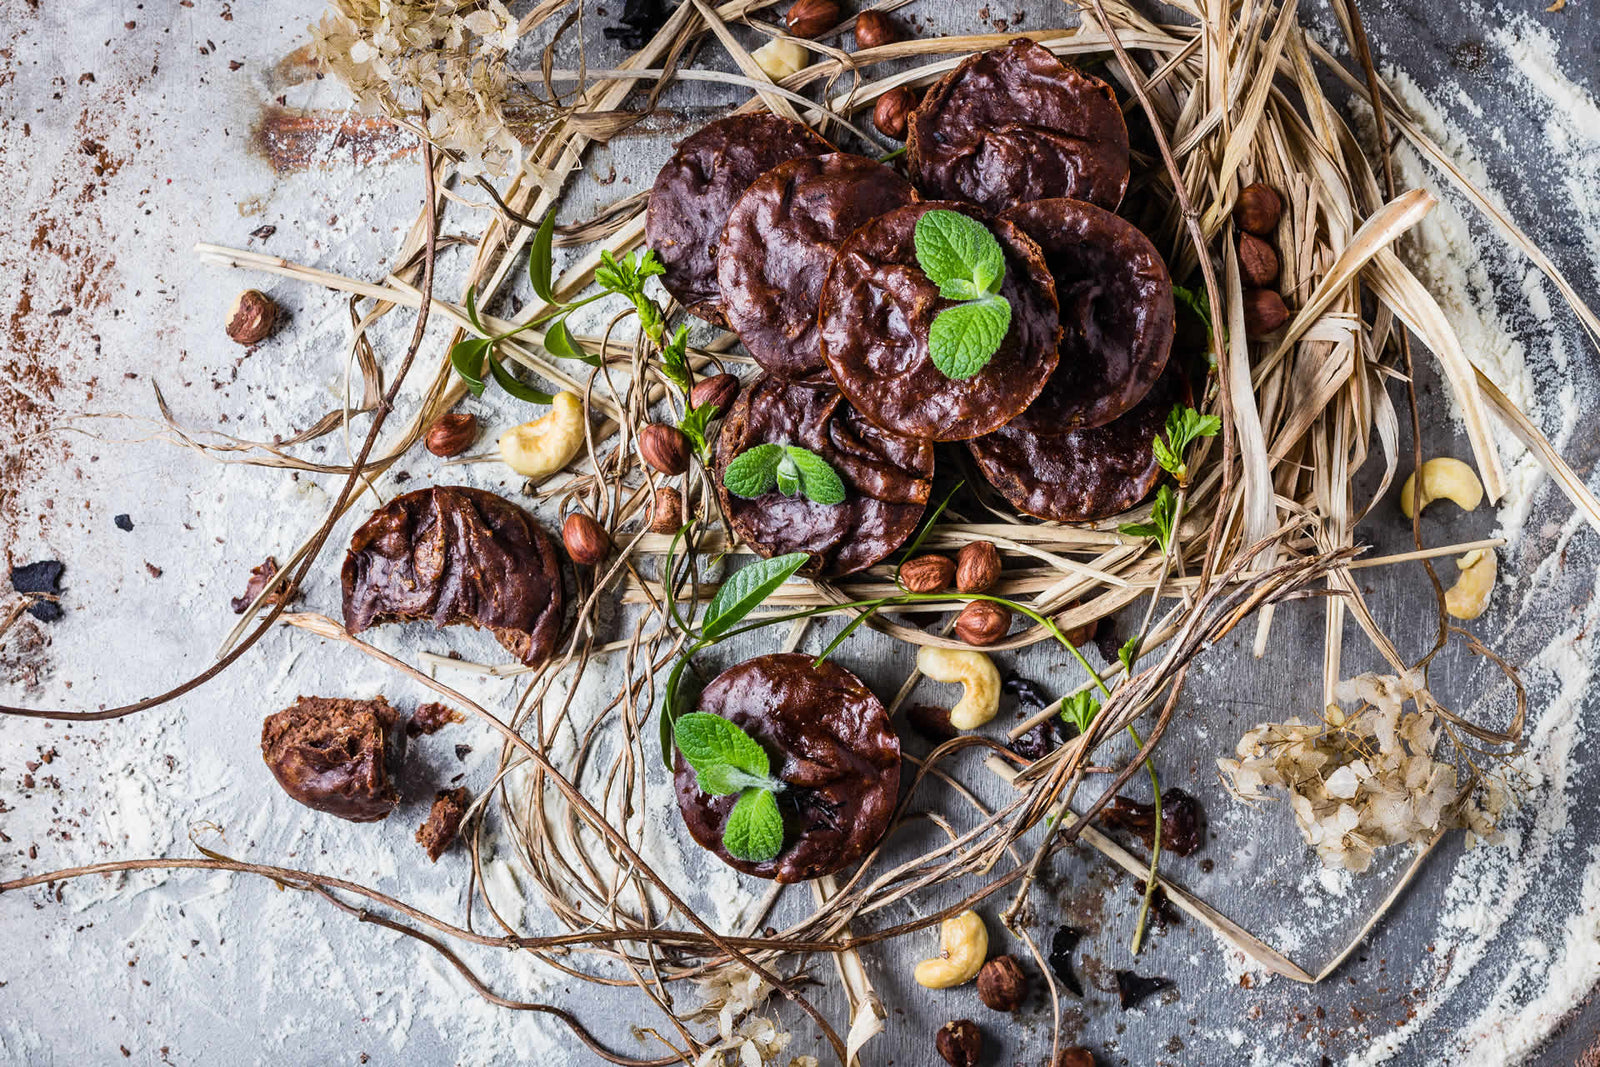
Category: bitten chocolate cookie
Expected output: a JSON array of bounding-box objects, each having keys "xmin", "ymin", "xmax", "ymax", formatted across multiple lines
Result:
[
  {"xmin": 261, "ymin": 695, "xmax": 404, "ymax": 822},
  {"xmin": 718, "ymin": 152, "xmax": 919, "ymax": 377},
  {"xmin": 999, "ymin": 197, "xmax": 1174, "ymax": 430},
  {"xmin": 968, "ymin": 364, "xmax": 1188, "ymax": 522},
  {"xmin": 818, "ymin": 200, "xmax": 1061, "ymax": 441},
  {"xmin": 907, "ymin": 38, "xmax": 1130, "ymax": 213},
  {"xmin": 715, "ymin": 373, "xmax": 933, "ymax": 576},
  {"xmin": 674, "ymin": 653, "xmax": 901, "ymax": 882},
  {"xmin": 646, "ymin": 114, "xmax": 832, "ymax": 325},
  {"xmin": 341, "ymin": 486, "xmax": 565, "ymax": 667}
]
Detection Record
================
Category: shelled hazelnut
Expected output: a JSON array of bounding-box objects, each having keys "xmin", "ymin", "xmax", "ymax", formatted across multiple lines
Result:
[
  {"xmin": 562, "ymin": 513, "xmax": 610, "ymax": 566},
  {"xmin": 854, "ymin": 9, "xmax": 900, "ymax": 49},
  {"xmin": 936, "ymin": 1020, "xmax": 982, "ymax": 1067},
  {"xmin": 901, "ymin": 553, "xmax": 955, "ymax": 593},
  {"xmin": 226, "ymin": 289, "xmax": 278, "ymax": 345},
  {"xmin": 785, "ymin": 0, "xmax": 839, "ymax": 38},
  {"xmin": 649, "ymin": 486, "xmax": 683, "ymax": 533},
  {"xmin": 1237, "ymin": 232, "xmax": 1280, "ymax": 287},
  {"xmin": 955, "ymin": 541, "xmax": 1001, "ymax": 593},
  {"xmin": 955, "ymin": 601, "xmax": 1011, "ymax": 646},
  {"xmin": 976, "ymin": 954, "xmax": 1029, "ymax": 1011},
  {"xmin": 1234, "ymin": 182, "xmax": 1283, "ymax": 235},
  {"xmin": 424, "ymin": 412, "xmax": 479, "ymax": 457},
  {"xmin": 639, "ymin": 423, "xmax": 691, "ymax": 475},
  {"xmin": 873, "ymin": 85, "xmax": 919, "ymax": 140}
]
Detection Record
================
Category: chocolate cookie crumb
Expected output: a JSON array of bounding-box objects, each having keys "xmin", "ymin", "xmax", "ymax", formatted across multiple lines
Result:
[{"xmin": 416, "ymin": 787, "xmax": 471, "ymax": 862}]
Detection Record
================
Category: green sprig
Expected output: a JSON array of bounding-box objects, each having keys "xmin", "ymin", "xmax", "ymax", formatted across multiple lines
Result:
[
  {"xmin": 914, "ymin": 209, "xmax": 1012, "ymax": 381},
  {"xmin": 1119, "ymin": 484, "xmax": 1178, "ymax": 553}
]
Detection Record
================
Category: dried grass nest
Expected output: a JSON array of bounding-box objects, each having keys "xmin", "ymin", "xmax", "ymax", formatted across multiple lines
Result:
[{"xmin": 8, "ymin": 0, "xmax": 1600, "ymax": 1064}]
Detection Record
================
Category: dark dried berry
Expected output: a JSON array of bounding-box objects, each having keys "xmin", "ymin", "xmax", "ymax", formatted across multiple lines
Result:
[
  {"xmin": 1048, "ymin": 926, "xmax": 1085, "ymax": 998},
  {"xmin": 114, "ymin": 514, "xmax": 134, "ymax": 531},
  {"xmin": 1099, "ymin": 787, "xmax": 1205, "ymax": 856},
  {"xmin": 10, "ymin": 561, "xmax": 64, "ymax": 622},
  {"xmin": 1114, "ymin": 969, "xmax": 1174, "ymax": 1009},
  {"xmin": 906, "ymin": 702, "xmax": 957, "ymax": 742},
  {"xmin": 1010, "ymin": 718, "xmax": 1064, "ymax": 761},
  {"xmin": 1001, "ymin": 673, "xmax": 1052, "ymax": 710}
]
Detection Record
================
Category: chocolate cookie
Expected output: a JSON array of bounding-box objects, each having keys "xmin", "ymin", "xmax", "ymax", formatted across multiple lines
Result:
[
  {"xmin": 907, "ymin": 38, "xmax": 1129, "ymax": 213},
  {"xmin": 261, "ymin": 695, "xmax": 404, "ymax": 822},
  {"xmin": 968, "ymin": 365, "xmax": 1187, "ymax": 522},
  {"xmin": 715, "ymin": 373, "xmax": 933, "ymax": 576},
  {"xmin": 999, "ymin": 198, "xmax": 1174, "ymax": 430},
  {"xmin": 818, "ymin": 200, "xmax": 1060, "ymax": 441},
  {"xmin": 718, "ymin": 152, "xmax": 919, "ymax": 377},
  {"xmin": 646, "ymin": 114, "xmax": 832, "ymax": 325},
  {"xmin": 674, "ymin": 653, "xmax": 901, "ymax": 882},
  {"xmin": 341, "ymin": 486, "xmax": 565, "ymax": 667}
]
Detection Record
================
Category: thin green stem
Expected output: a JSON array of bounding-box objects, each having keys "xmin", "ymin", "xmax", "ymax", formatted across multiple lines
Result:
[{"xmin": 1128, "ymin": 724, "xmax": 1163, "ymax": 955}]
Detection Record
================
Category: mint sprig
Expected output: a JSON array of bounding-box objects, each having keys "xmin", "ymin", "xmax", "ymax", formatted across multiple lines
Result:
[
  {"xmin": 1150, "ymin": 405, "xmax": 1221, "ymax": 484},
  {"xmin": 914, "ymin": 209, "xmax": 1012, "ymax": 381},
  {"xmin": 673, "ymin": 712, "xmax": 786, "ymax": 863},
  {"xmin": 1119, "ymin": 484, "xmax": 1177, "ymax": 553},
  {"xmin": 1059, "ymin": 690, "xmax": 1102, "ymax": 736},
  {"xmin": 724, "ymin": 444, "xmax": 846, "ymax": 506}
]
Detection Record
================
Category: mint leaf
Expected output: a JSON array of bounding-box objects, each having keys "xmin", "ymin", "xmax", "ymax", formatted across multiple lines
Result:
[
  {"xmin": 659, "ymin": 324, "xmax": 691, "ymax": 392},
  {"xmin": 724, "ymin": 443, "xmax": 784, "ymax": 498},
  {"xmin": 915, "ymin": 208, "xmax": 1005, "ymax": 294},
  {"xmin": 784, "ymin": 446, "xmax": 846, "ymax": 505},
  {"xmin": 775, "ymin": 456, "xmax": 801, "ymax": 497},
  {"xmin": 1059, "ymin": 691, "xmax": 1101, "ymax": 735},
  {"xmin": 678, "ymin": 402, "xmax": 718, "ymax": 460},
  {"xmin": 1118, "ymin": 484, "xmax": 1176, "ymax": 553},
  {"xmin": 938, "ymin": 278, "xmax": 983, "ymax": 302},
  {"xmin": 929, "ymin": 296, "xmax": 1011, "ymax": 380},
  {"xmin": 1118, "ymin": 635, "xmax": 1140, "ymax": 673},
  {"xmin": 723, "ymin": 787, "xmax": 784, "ymax": 863},
  {"xmin": 698, "ymin": 764, "xmax": 779, "ymax": 796},
  {"xmin": 701, "ymin": 552, "xmax": 810, "ymax": 639},
  {"xmin": 672, "ymin": 716, "xmax": 771, "ymax": 783}
]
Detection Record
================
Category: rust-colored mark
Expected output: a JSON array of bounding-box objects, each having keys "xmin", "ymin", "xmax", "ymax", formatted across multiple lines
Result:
[{"xmin": 253, "ymin": 105, "xmax": 418, "ymax": 175}]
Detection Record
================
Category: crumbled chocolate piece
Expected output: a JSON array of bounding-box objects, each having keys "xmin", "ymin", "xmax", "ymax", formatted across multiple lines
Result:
[
  {"xmin": 230, "ymin": 556, "xmax": 294, "ymax": 614},
  {"xmin": 905, "ymin": 703, "xmax": 957, "ymax": 742},
  {"xmin": 407, "ymin": 701, "xmax": 463, "ymax": 737},
  {"xmin": 1099, "ymin": 787, "xmax": 1205, "ymax": 856},
  {"xmin": 11, "ymin": 561, "xmax": 64, "ymax": 622},
  {"xmin": 454, "ymin": 744, "xmax": 472, "ymax": 762},
  {"xmin": 1001, "ymin": 673, "xmax": 1052, "ymax": 710},
  {"xmin": 1048, "ymin": 925, "xmax": 1085, "ymax": 997},
  {"xmin": 113, "ymin": 514, "xmax": 134, "ymax": 531},
  {"xmin": 416, "ymin": 787, "xmax": 471, "ymax": 862},
  {"xmin": 260, "ymin": 696, "xmax": 404, "ymax": 822},
  {"xmin": 1114, "ymin": 969, "xmax": 1174, "ymax": 1009},
  {"xmin": 1010, "ymin": 718, "xmax": 1065, "ymax": 761}
]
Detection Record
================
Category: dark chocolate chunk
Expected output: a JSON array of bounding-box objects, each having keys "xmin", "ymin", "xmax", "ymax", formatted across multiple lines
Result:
[
  {"xmin": 819, "ymin": 200, "xmax": 1060, "ymax": 441},
  {"xmin": 416, "ymin": 786, "xmax": 471, "ymax": 862},
  {"xmin": 230, "ymin": 556, "xmax": 294, "ymax": 614},
  {"xmin": 260, "ymin": 696, "xmax": 404, "ymax": 822},
  {"xmin": 907, "ymin": 39, "xmax": 1129, "ymax": 213},
  {"xmin": 1002, "ymin": 673, "xmax": 1052, "ymax": 711},
  {"xmin": 11, "ymin": 561, "xmax": 64, "ymax": 622},
  {"xmin": 674, "ymin": 653, "xmax": 900, "ymax": 883},
  {"xmin": 646, "ymin": 114, "xmax": 832, "ymax": 325},
  {"xmin": 968, "ymin": 364, "xmax": 1187, "ymax": 522},
  {"xmin": 718, "ymin": 152, "xmax": 918, "ymax": 377},
  {"xmin": 1114, "ymin": 969, "xmax": 1175, "ymax": 1010},
  {"xmin": 113, "ymin": 514, "xmax": 134, "ymax": 531},
  {"xmin": 714, "ymin": 373, "xmax": 933, "ymax": 577},
  {"xmin": 407, "ymin": 701, "xmax": 463, "ymax": 737},
  {"xmin": 905, "ymin": 702, "xmax": 957, "ymax": 742},
  {"xmin": 1099, "ymin": 786, "xmax": 1206, "ymax": 856},
  {"xmin": 1048, "ymin": 925, "xmax": 1085, "ymax": 997},
  {"xmin": 998, "ymin": 198, "xmax": 1174, "ymax": 430},
  {"xmin": 341, "ymin": 486, "xmax": 565, "ymax": 667}
]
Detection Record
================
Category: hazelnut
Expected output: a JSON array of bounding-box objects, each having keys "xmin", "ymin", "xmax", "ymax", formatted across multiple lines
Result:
[
  {"xmin": 955, "ymin": 540, "xmax": 1001, "ymax": 593},
  {"xmin": 1237, "ymin": 232, "xmax": 1280, "ymax": 287},
  {"xmin": 424, "ymin": 412, "xmax": 479, "ymax": 458},
  {"xmin": 1054, "ymin": 1050, "xmax": 1097, "ymax": 1067},
  {"xmin": 639, "ymin": 423, "xmax": 691, "ymax": 475},
  {"xmin": 689, "ymin": 373, "xmax": 740, "ymax": 419},
  {"xmin": 1234, "ymin": 182, "xmax": 1283, "ymax": 236},
  {"xmin": 955, "ymin": 601, "xmax": 1011, "ymax": 646},
  {"xmin": 226, "ymin": 289, "xmax": 279, "ymax": 345},
  {"xmin": 900, "ymin": 553, "xmax": 956, "ymax": 593},
  {"xmin": 562, "ymin": 513, "xmax": 610, "ymax": 566},
  {"xmin": 976, "ymin": 954, "xmax": 1029, "ymax": 1012},
  {"xmin": 854, "ymin": 9, "xmax": 900, "ymax": 49},
  {"xmin": 649, "ymin": 485, "xmax": 684, "ymax": 533},
  {"xmin": 873, "ymin": 85, "xmax": 919, "ymax": 141},
  {"xmin": 905, "ymin": 702, "xmax": 957, "ymax": 742},
  {"xmin": 785, "ymin": 0, "xmax": 840, "ymax": 38},
  {"xmin": 936, "ymin": 1020, "xmax": 982, "ymax": 1067},
  {"xmin": 1242, "ymin": 288, "xmax": 1289, "ymax": 337}
]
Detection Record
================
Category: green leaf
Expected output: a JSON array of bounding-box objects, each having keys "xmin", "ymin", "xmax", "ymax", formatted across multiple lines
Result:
[
  {"xmin": 914, "ymin": 208, "xmax": 1005, "ymax": 294},
  {"xmin": 929, "ymin": 296, "xmax": 1011, "ymax": 380},
  {"xmin": 1172, "ymin": 283, "xmax": 1212, "ymax": 333},
  {"xmin": 1118, "ymin": 484, "xmax": 1176, "ymax": 552},
  {"xmin": 1150, "ymin": 434, "xmax": 1183, "ymax": 480},
  {"xmin": 702, "ymin": 552, "xmax": 809, "ymax": 639},
  {"xmin": 1059, "ymin": 691, "xmax": 1102, "ymax": 735},
  {"xmin": 1118, "ymin": 635, "xmax": 1140, "ymax": 673},
  {"xmin": 464, "ymin": 285, "xmax": 486, "ymax": 333},
  {"xmin": 1157, "ymin": 405, "xmax": 1222, "ymax": 478},
  {"xmin": 784, "ymin": 446, "xmax": 846, "ymax": 505},
  {"xmin": 724, "ymin": 443, "xmax": 784, "ymax": 498},
  {"xmin": 449, "ymin": 337, "xmax": 491, "ymax": 396},
  {"xmin": 659, "ymin": 654, "xmax": 692, "ymax": 772},
  {"xmin": 675, "ymin": 711, "xmax": 772, "ymax": 794},
  {"xmin": 678, "ymin": 402, "xmax": 718, "ymax": 460},
  {"xmin": 543, "ymin": 315, "xmax": 599, "ymax": 366},
  {"xmin": 775, "ymin": 459, "xmax": 801, "ymax": 497},
  {"xmin": 659, "ymin": 324, "xmax": 691, "ymax": 392},
  {"xmin": 938, "ymin": 278, "xmax": 983, "ymax": 302},
  {"xmin": 528, "ymin": 208, "xmax": 559, "ymax": 304},
  {"xmin": 723, "ymin": 788, "xmax": 783, "ymax": 863},
  {"xmin": 487, "ymin": 355, "xmax": 555, "ymax": 404},
  {"xmin": 636, "ymin": 249, "xmax": 665, "ymax": 280}
]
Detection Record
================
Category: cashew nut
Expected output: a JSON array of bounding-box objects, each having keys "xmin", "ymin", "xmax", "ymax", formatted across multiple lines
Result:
[
  {"xmin": 498, "ymin": 391, "xmax": 586, "ymax": 480},
  {"xmin": 916, "ymin": 646, "xmax": 1001, "ymax": 731},
  {"xmin": 1444, "ymin": 548, "xmax": 1497, "ymax": 620},
  {"xmin": 1400, "ymin": 458, "xmax": 1484, "ymax": 519},
  {"xmin": 752, "ymin": 37, "xmax": 809, "ymax": 80},
  {"xmin": 913, "ymin": 909, "xmax": 989, "ymax": 989}
]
